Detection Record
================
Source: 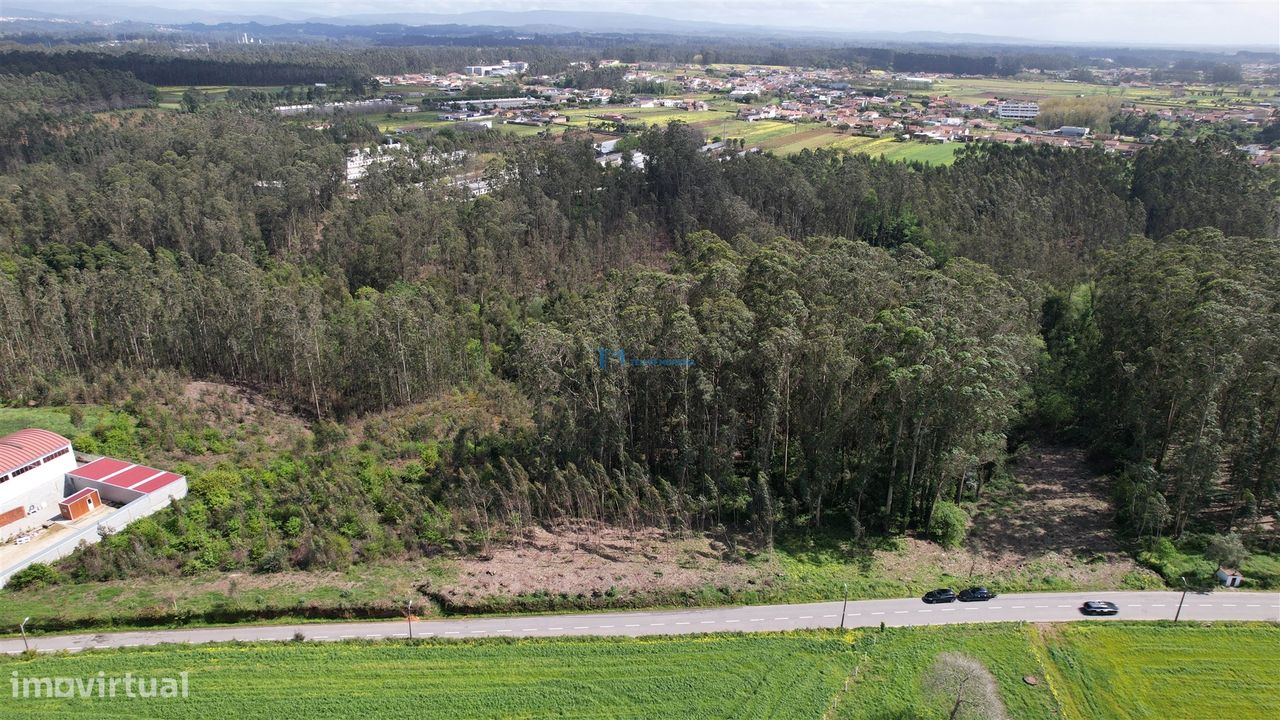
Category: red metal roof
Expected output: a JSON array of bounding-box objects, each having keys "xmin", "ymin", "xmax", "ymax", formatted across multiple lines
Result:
[
  {"xmin": 0, "ymin": 429, "xmax": 72, "ymax": 476},
  {"xmin": 68, "ymin": 458, "xmax": 182, "ymax": 494},
  {"xmin": 69, "ymin": 457, "xmax": 129, "ymax": 481}
]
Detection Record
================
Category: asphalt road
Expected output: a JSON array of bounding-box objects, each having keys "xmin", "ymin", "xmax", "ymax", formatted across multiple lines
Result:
[{"xmin": 4, "ymin": 590, "xmax": 1277, "ymax": 655}]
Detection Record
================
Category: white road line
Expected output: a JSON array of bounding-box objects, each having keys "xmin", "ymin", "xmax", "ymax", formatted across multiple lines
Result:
[
  {"xmin": 548, "ymin": 627, "xmax": 563, "ymax": 631},
  {"xmin": 1150, "ymin": 604, "xmax": 1166, "ymax": 607},
  {"xmin": 749, "ymin": 618, "xmax": 763, "ymax": 622},
  {"xmin": 649, "ymin": 623, "xmax": 665, "ymax": 627},
  {"xmin": 470, "ymin": 630, "xmax": 485, "ymax": 634},
  {"xmin": 774, "ymin": 617, "xmax": 790, "ymax": 621},
  {"xmin": 848, "ymin": 613, "xmax": 861, "ymax": 617},
  {"xmin": 573, "ymin": 626, "xmax": 590, "ymax": 630},
  {"xmin": 1011, "ymin": 605, "xmax": 1025, "ymax": 609},
  {"xmin": 340, "ymin": 635, "xmax": 356, "ymax": 639},
  {"xmin": 724, "ymin": 619, "xmax": 740, "ymax": 623},
  {"xmin": 871, "ymin": 612, "xmax": 885, "ymax": 615},
  {"xmin": 313, "ymin": 636, "xmax": 329, "ymax": 639},
  {"xmin": 496, "ymin": 629, "xmax": 512, "ymax": 633},
  {"xmin": 1034, "ymin": 605, "xmax": 1048, "ymax": 609},
  {"xmin": 1057, "ymin": 604, "xmax": 1072, "ymax": 608},
  {"xmin": 1222, "ymin": 604, "xmax": 1236, "ymax": 607},
  {"xmin": 522, "ymin": 628, "xmax": 538, "ymax": 632},
  {"xmin": 364, "ymin": 634, "xmax": 381, "ymax": 639},
  {"xmin": 894, "ymin": 610, "xmax": 909, "ymax": 614},
  {"xmin": 444, "ymin": 631, "xmax": 459, "ymax": 635},
  {"xmin": 1200, "ymin": 604, "xmax": 1214, "ymax": 607},
  {"xmin": 700, "ymin": 621, "xmax": 716, "ymax": 624},
  {"xmin": 1246, "ymin": 604, "xmax": 1260, "ymax": 608},
  {"xmin": 393, "ymin": 633, "xmax": 409, "ymax": 638},
  {"xmin": 798, "ymin": 616, "xmax": 813, "ymax": 620},
  {"xmin": 597, "ymin": 625, "xmax": 614, "ymax": 629},
  {"xmin": 823, "ymin": 614, "xmax": 838, "ymax": 618},
  {"xmin": 918, "ymin": 609, "xmax": 932, "ymax": 613},
  {"xmin": 675, "ymin": 622, "xmax": 691, "ymax": 626},
  {"xmin": 624, "ymin": 624, "xmax": 640, "ymax": 628}
]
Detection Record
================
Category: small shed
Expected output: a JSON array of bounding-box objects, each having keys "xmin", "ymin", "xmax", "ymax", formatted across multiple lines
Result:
[
  {"xmin": 58, "ymin": 487, "xmax": 100, "ymax": 521},
  {"xmin": 1216, "ymin": 567, "xmax": 1244, "ymax": 588}
]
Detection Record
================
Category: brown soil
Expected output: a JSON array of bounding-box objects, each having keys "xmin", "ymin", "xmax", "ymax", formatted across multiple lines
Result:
[{"xmin": 433, "ymin": 522, "xmax": 768, "ymax": 605}]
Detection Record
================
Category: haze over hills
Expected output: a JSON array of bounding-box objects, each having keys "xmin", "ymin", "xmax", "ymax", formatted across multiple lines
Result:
[{"xmin": 5, "ymin": 1, "xmax": 1274, "ymax": 50}]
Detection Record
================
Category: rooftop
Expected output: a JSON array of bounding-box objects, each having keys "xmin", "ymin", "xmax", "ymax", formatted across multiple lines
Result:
[{"xmin": 0, "ymin": 429, "xmax": 72, "ymax": 476}]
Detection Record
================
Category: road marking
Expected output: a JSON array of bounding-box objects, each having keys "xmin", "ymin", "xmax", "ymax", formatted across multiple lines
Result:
[
  {"xmin": 823, "ymin": 614, "xmax": 838, "ymax": 618},
  {"xmin": 340, "ymin": 635, "xmax": 356, "ymax": 639},
  {"xmin": 649, "ymin": 623, "xmax": 665, "ymax": 627},
  {"xmin": 393, "ymin": 633, "xmax": 409, "ymax": 638},
  {"xmin": 848, "ymin": 613, "xmax": 861, "ymax": 617},
  {"xmin": 548, "ymin": 627, "xmax": 563, "ymax": 631},
  {"xmin": 1222, "ymin": 604, "xmax": 1236, "ymax": 607},
  {"xmin": 1246, "ymin": 604, "xmax": 1260, "ymax": 608},
  {"xmin": 1150, "ymin": 604, "xmax": 1166, "ymax": 607},
  {"xmin": 1034, "ymin": 605, "xmax": 1048, "ymax": 609},
  {"xmin": 444, "ymin": 631, "xmax": 458, "ymax": 635},
  {"xmin": 364, "ymin": 634, "xmax": 381, "ymax": 639},
  {"xmin": 1126, "ymin": 604, "xmax": 1142, "ymax": 607},
  {"xmin": 598, "ymin": 625, "xmax": 614, "ymax": 629},
  {"xmin": 522, "ymin": 628, "xmax": 538, "ymax": 632},
  {"xmin": 573, "ymin": 626, "xmax": 590, "ymax": 630},
  {"xmin": 798, "ymin": 616, "xmax": 813, "ymax": 620},
  {"xmin": 1057, "ymin": 604, "xmax": 1072, "ymax": 608},
  {"xmin": 313, "ymin": 636, "xmax": 329, "ymax": 639},
  {"xmin": 470, "ymin": 630, "xmax": 485, "ymax": 634},
  {"xmin": 1200, "ymin": 604, "xmax": 1214, "ymax": 607},
  {"xmin": 940, "ymin": 608, "xmax": 954, "ymax": 612},
  {"xmin": 624, "ymin": 624, "xmax": 640, "ymax": 628},
  {"xmin": 94, "ymin": 645, "xmax": 109, "ymax": 649},
  {"xmin": 871, "ymin": 612, "xmax": 885, "ymax": 616},
  {"xmin": 749, "ymin": 618, "xmax": 763, "ymax": 622},
  {"xmin": 963, "ymin": 607, "xmax": 980, "ymax": 611},
  {"xmin": 496, "ymin": 629, "xmax": 512, "ymax": 633},
  {"xmin": 675, "ymin": 622, "xmax": 690, "ymax": 626},
  {"xmin": 894, "ymin": 610, "xmax": 909, "ymax": 614},
  {"xmin": 918, "ymin": 609, "xmax": 932, "ymax": 613},
  {"xmin": 1011, "ymin": 605, "xmax": 1025, "ymax": 609},
  {"xmin": 773, "ymin": 617, "xmax": 790, "ymax": 621},
  {"xmin": 724, "ymin": 619, "xmax": 740, "ymax": 623},
  {"xmin": 700, "ymin": 620, "xmax": 716, "ymax": 624}
]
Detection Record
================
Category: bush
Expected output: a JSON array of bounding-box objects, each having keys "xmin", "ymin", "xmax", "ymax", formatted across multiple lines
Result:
[
  {"xmin": 929, "ymin": 501, "xmax": 969, "ymax": 548},
  {"xmin": 6, "ymin": 562, "xmax": 63, "ymax": 591}
]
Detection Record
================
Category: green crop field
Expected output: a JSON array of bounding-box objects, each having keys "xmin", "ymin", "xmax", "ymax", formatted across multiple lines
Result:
[
  {"xmin": 835, "ymin": 624, "xmax": 1058, "ymax": 720},
  {"xmin": 1044, "ymin": 623, "xmax": 1280, "ymax": 720},
  {"xmin": 1, "ymin": 634, "xmax": 854, "ymax": 719},
  {"xmin": 3, "ymin": 624, "xmax": 1277, "ymax": 718}
]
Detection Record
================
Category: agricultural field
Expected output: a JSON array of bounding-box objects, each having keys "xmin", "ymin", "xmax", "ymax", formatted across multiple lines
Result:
[
  {"xmin": 1, "ymin": 633, "xmax": 855, "ymax": 719},
  {"xmin": 4, "ymin": 624, "xmax": 1277, "ymax": 718},
  {"xmin": 0, "ymin": 407, "xmax": 104, "ymax": 439},
  {"xmin": 1043, "ymin": 623, "xmax": 1280, "ymax": 720},
  {"xmin": 833, "ymin": 624, "xmax": 1058, "ymax": 719}
]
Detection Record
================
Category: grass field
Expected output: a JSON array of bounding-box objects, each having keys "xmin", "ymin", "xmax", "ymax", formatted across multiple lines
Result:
[
  {"xmin": 1, "ymin": 634, "xmax": 855, "ymax": 719},
  {"xmin": 835, "ymin": 624, "xmax": 1058, "ymax": 720},
  {"xmin": 1044, "ymin": 623, "xmax": 1280, "ymax": 720},
  {"xmin": 0, "ymin": 406, "xmax": 104, "ymax": 438},
  {"xmin": 4, "ymin": 624, "xmax": 1276, "ymax": 718}
]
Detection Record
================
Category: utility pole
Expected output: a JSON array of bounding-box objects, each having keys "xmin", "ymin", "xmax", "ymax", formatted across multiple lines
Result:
[
  {"xmin": 1174, "ymin": 576, "xmax": 1189, "ymax": 622},
  {"xmin": 407, "ymin": 599, "xmax": 414, "ymax": 640},
  {"xmin": 840, "ymin": 584, "xmax": 849, "ymax": 630},
  {"xmin": 19, "ymin": 617, "xmax": 30, "ymax": 652}
]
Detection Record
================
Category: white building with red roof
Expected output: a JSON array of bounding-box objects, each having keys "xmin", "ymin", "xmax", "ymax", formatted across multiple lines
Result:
[{"xmin": 0, "ymin": 429, "xmax": 187, "ymax": 587}]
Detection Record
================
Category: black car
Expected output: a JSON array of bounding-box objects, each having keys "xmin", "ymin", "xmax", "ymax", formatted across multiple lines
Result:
[
  {"xmin": 958, "ymin": 587, "xmax": 997, "ymax": 602},
  {"xmin": 922, "ymin": 588, "xmax": 957, "ymax": 604},
  {"xmin": 1080, "ymin": 600, "xmax": 1119, "ymax": 616}
]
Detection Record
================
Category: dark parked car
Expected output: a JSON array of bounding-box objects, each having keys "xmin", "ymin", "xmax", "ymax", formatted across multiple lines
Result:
[
  {"xmin": 1080, "ymin": 601, "xmax": 1119, "ymax": 616},
  {"xmin": 922, "ymin": 588, "xmax": 957, "ymax": 604},
  {"xmin": 958, "ymin": 587, "xmax": 997, "ymax": 602}
]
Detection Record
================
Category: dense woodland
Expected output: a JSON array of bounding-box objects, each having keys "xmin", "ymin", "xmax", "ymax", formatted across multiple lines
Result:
[{"xmin": 0, "ymin": 53, "xmax": 1278, "ymax": 582}]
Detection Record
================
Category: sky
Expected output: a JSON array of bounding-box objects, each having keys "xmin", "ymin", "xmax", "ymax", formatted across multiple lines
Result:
[{"xmin": 58, "ymin": 0, "xmax": 1280, "ymax": 47}]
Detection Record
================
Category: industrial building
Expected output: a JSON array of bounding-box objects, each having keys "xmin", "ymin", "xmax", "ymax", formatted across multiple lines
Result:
[
  {"xmin": 0, "ymin": 429, "xmax": 187, "ymax": 587},
  {"xmin": 463, "ymin": 60, "xmax": 529, "ymax": 77},
  {"xmin": 997, "ymin": 101, "xmax": 1040, "ymax": 120}
]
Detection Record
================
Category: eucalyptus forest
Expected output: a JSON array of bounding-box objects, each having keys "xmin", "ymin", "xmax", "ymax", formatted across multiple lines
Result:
[{"xmin": 0, "ymin": 55, "xmax": 1277, "ymax": 589}]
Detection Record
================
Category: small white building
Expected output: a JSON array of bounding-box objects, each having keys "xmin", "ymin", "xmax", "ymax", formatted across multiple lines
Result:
[
  {"xmin": 1216, "ymin": 567, "xmax": 1244, "ymax": 587},
  {"xmin": 0, "ymin": 429, "xmax": 76, "ymax": 538}
]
